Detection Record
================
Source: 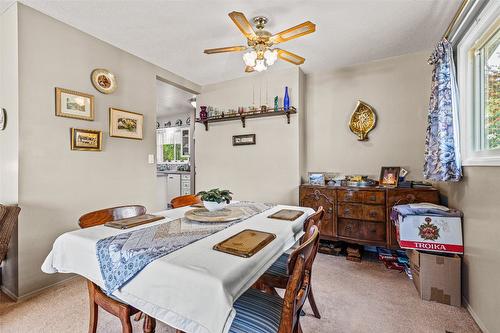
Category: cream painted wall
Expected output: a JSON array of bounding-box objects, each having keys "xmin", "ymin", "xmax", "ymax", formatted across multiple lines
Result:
[
  {"xmin": 305, "ymin": 51, "xmax": 432, "ymax": 180},
  {"xmin": 0, "ymin": 3, "xmax": 19, "ymax": 206},
  {"xmin": 196, "ymin": 68, "xmax": 301, "ymax": 205},
  {"xmin": 0, "ymin": 3, "xmax": 19, "ymax": 296},
  {"xmin": 439, "ymin": 169, "xmax": 500, "ymax": 332},
  {"xmin": 9, "ymin": 4, "xmax": 200, "ymax": 297}
]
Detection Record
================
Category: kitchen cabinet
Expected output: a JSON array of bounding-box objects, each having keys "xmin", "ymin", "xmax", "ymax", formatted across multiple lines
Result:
[{"xmin": 166, "ymin": 174, "xmax": 181, "ymax": 203}]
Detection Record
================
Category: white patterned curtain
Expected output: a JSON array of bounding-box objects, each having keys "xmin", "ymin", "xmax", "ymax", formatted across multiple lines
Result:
[{"xmin": 423, "ymin": 39, "xmax": 462, "ymax": 181}]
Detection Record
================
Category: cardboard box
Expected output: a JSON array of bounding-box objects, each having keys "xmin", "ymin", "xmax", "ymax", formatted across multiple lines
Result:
[
  {"xmin": 407, "ymin": 250, "xmax": 461, "ymax": 307},
  {"xmin": 396, "ymin": 215, "xmax": 463, "ymax": 254}
]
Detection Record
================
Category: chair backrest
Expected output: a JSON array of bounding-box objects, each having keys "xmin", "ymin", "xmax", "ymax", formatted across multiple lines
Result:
[
  {"xmin": 78, "ymin": 205, "xmax": 146, "ymax": 229},
  {"xmin": 301, "ymin": 206, "xmax": 324, "ymax": 245},
  {"xmin": 0, "ymin": 204, "xmax": 21, "ymax": 264},
  {"xmin": 279, "ymin": 225, "xmax": 319, "ymax": 333},
  {"xmin": 170, "ymin": 194, "xmax": 201, "ymax": 209}
]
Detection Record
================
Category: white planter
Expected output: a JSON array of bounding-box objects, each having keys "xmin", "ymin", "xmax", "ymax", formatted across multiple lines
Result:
[{"xmin": 203, "ymin": 201, "xmax": 228, "ymax": 212}]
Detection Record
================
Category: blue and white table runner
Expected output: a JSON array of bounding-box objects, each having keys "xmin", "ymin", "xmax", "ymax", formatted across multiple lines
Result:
[{"xmin": 96, "ymin": 202, "xmax": 273, "ymax": 294}]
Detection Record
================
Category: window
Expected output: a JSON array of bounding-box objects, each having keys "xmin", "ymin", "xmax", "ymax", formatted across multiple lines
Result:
[
  {"xmin": 458, "ymin": 2, "xmax": 500, "ymax": 166},
  {"xmin": 156, "ymin": 128, "xmax": 189, "ymax": 164},
  {"xmin": 474, "ymin": 28, "xmax": 499, "ymax": 151}
]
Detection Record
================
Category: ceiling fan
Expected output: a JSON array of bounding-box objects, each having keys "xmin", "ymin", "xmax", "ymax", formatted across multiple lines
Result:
[{"xmin": 204, "ymin": 12, "xmax": 316, "ymax": 73}]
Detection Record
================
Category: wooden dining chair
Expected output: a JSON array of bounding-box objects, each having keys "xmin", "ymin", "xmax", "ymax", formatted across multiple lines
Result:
[
  {"xmin": 229, "ymin": 225, "xmax": 320, "ymax": 333},
  {"xmin": 78, "ymin": 205, "xmax": 156, "ymax": 333},
  {"xmin": 170, "ymin": 194, "xmax": 201, "ymax": 209},
  {"xmin": 0, "ymin": 204, "xmax": 21, "ymax": 265},
  {"xmin": 258, "ymin": 206, "xmax": 324, "ymax": 318},
  {"xmin": 175, "ymin": 225, "xmax": 319, "ymax": 333}
]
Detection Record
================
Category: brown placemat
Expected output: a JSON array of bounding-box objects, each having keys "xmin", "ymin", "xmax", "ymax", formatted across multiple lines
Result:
[
  {"xmin": 268, "ymin": 209, "xmax": 304, "ymax": 221},
  {"xmin": 104, "ymin": 214, "xmax": 165, "ymax": 229},
  {"xmin": 213, "ymin": 229, "xmax": 276, "ymax": 258}
]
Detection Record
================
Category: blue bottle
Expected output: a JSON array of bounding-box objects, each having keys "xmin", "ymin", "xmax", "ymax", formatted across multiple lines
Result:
[{"xmin": 284, "ymin": 86, "xmax": 290, "ymax": 111}]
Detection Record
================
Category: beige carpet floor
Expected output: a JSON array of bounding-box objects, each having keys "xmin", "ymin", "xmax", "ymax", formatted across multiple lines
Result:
[{"xmin": 0, "ymin": 254, "xmax": 480, "ymax": 333}]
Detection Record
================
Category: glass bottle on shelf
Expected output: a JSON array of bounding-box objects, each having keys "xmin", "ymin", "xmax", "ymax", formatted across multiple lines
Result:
[{"xmin": 284, "ymin": 86, "xmax": 290, "ymax": 111}]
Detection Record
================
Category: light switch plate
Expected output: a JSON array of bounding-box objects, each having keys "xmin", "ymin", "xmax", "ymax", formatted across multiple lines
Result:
[{"xmin": 148, "ymin": 154, "xmax": 155, "ymax": 164}]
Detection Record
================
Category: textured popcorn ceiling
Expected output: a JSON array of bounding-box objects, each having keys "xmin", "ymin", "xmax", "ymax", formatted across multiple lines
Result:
[{"xmin": 3, "ymin": 0, "xmax": 461, "ymax": 85}]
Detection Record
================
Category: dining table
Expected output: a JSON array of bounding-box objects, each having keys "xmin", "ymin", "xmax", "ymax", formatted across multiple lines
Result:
[{"xmin": 42, "ymin": 202, "xmax": 314, "ymax": 333}]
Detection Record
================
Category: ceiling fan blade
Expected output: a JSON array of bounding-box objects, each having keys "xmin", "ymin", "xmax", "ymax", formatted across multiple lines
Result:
[
  {"xmin": 245, "ymin": 66, "xmax": 254, "ymax": 73},
  {"xmin": 228, "ymin": 11, "xmax": 257, "ymax": 40},
  {"xmin": 204, "ymin": 46, "xmax": 247, "ymax": 54},
  {"xmin": 277, "ymin": 49, "xmax": 305, "ymax": 65},
  {"xmin": 271, "ymin": 21, "xmax": 316, "ymax": 44}
]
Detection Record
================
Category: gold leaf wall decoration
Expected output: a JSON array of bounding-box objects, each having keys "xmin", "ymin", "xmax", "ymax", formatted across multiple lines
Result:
[{"xmin": 349, "ymin": 101, "xmax": 376, "ymax": 141}]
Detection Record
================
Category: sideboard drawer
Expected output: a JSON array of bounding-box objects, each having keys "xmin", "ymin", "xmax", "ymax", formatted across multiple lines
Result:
[
  {"xmin": 299, "ymin": 187, "xmax": 336, "ymax": 238},
  {"xmin": 359, "ymin": 221, "xmax": 386, "ymax": 242},
  {"xmin": 337, "ymin": 219, "xmax": 359, "ymax": 239},
  {"xmin": 338, "ymin": 203, "xmax": 363, "ymax": 219},
  {"xmin": 362, "ymin": 205, "xmax": 385, "ymax": 222},
  {"xmin": 338, "ymin": 189, "xmax": 362, "ymax": 203},
  {"xmin": 362, "ymin": 191, "xmax": 385, "ymax": 204}
]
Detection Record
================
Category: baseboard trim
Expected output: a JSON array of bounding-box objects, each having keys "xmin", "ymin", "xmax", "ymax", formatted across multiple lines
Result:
[
  {"xmin": 463, "ymin": 296, "xmax": 489, "ymax": 333},
  {"xmin": 1, "ymin": 275, "xmax": 78, "ymax": 302},
  {"xmin": 1, "ymin": 284, "xmax": 19, "ymax": 301}
]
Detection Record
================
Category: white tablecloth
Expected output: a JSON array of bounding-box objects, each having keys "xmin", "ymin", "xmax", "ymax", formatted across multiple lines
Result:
[{"xmin": 42, "ymin": 204, "xmax": 313, "ymax": 333}]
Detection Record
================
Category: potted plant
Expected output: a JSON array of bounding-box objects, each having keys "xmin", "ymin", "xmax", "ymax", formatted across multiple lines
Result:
[{"xmin": 197, "ymin": 188, "xmax": 233, "ymax": 212}]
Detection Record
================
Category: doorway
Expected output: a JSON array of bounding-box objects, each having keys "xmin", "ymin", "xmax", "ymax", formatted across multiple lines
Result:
[{"xmin": 155, "ymin": 78, "xmax": 197, "ymax": 209}]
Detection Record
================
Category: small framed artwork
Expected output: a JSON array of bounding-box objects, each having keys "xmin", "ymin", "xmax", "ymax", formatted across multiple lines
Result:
[
  {"xmin": 70, "ymin": 128, "xmax": 102, "ymax": 151},
  {"xmin": 308, "ymin": 172, "xmax": 325, "ymax": 186},
  {"xmin": 55, "ymin": 87, "xmax": 94, "ymax": 121},
  {"xmin": 109, "ymin": 108, "xmax": 144, "ymax": 140},
  {"xmin": 233, "ymin": 134, "xmax": 256, "ymax": 146},
  {"xmin": 379, "ymin": 166, "xmax": 401, "ymax": 187}
]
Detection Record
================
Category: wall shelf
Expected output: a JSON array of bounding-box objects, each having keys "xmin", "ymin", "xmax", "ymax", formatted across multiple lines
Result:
[{"xmin": 195, "ymin": 107, "xmax": 297, "ymax": 131}]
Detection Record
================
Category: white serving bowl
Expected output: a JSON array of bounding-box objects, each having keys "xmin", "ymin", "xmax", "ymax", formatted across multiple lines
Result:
[{"xmin": 203, "ymin": 201, "xmax": 228, "ymax": 212}]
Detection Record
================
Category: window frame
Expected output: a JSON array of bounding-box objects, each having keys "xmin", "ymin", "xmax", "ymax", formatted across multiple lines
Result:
[{"xmin": 458, "ymin": 2, "xmax": 500, "ymax": 166}]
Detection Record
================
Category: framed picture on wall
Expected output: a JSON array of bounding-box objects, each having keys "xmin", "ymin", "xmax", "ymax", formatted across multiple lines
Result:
[
  {"xmin": 70, "ymin": 128, "xmax": 102, "ymax": 151},
  {"xmin": 379, "ymin": 166, "xmax": 401, "ymax": 187},
  {"xmin": 233, "ymin": 134, "xmax": 256, "ymax": 146},
  {"xmin": 109, "ymin": 108, "xmax": 144, "ymax": 140},
  {"xmin": 55, "ymin": 87, "xmax": 94, "ymax": 121}
]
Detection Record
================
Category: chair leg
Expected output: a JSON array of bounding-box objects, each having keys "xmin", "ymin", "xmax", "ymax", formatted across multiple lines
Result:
[
  {"xmin": 143, "ymin": 315, "xmax": 156, "ymax": 333},
  {"xmin": 88, "ymin": 302, "xmax": 98, "ymax": 333},
  {"xmin": 134, "ymin": 311, "xmax": 143, "ymax": 321},
  {"xmin": 296, "ymin": 321, "xmax": 303, "ymax": 333},
  {"xmin": 86, "ymin": 281, "xmax": 98, "ymax": 333},
  {"xmin": 119, "ymin": 310, "xmax": 133, "ymax": 333},
  {"xmin": 308, "ymin": 287, "xmax": 321, "ymax": 319}
]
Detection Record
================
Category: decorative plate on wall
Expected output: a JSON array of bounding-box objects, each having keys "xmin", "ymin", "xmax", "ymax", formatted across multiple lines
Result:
[
  {"xmin": 349, "ymin": 100, "xmax": 376, "ymax": 141},
  {"xmin": 175, "ymin": 119, "xmax": 183, "ymax": 126},
  {"xmin": 91, "ymin": 68, "xmax": 117, "ymax": 94},
  {"xmin": 0, "ymin": 108, "xmax": 6, "ymax": 130}
]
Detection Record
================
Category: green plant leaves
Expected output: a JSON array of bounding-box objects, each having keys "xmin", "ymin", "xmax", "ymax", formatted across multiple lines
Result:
[{"xmin": 196, "ymin": 188, "xmax": 233, "ymax": 204}]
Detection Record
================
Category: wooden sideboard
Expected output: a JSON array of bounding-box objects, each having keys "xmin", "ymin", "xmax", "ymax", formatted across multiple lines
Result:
[{"xmin": 299, "ymin": 185, "xmax": 440, "ymax": 248}]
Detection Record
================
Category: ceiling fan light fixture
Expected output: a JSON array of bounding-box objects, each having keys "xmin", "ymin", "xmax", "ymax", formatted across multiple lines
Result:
[
  {"xmin": 264, "ymin": 49, "xmax": 278, "ymax": 66},
  {"xmin": 254, "ymin": 59, "xmax": 267, "ymax": 72},
  {"xmin": 243, "ymin": 51, "xmax": 257, "ymax": 67},
  {"xmin": 204, "ymin": 12, "xmax": 315, "ymax": 73}
]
